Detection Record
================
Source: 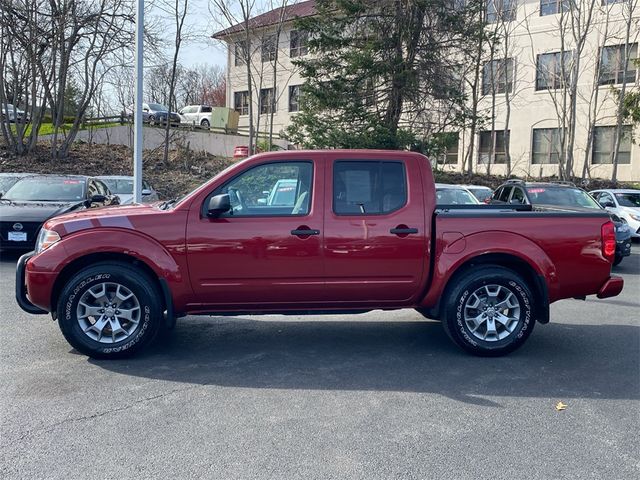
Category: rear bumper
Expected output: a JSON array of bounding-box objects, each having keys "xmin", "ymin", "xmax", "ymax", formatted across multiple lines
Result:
[
  {"xmin": 16, "ymin": 252, "xmax": 48, "ymax": 314},
  {"xmin": 597, "ymin": 275, "xmax": 624, "ymax": 299}
]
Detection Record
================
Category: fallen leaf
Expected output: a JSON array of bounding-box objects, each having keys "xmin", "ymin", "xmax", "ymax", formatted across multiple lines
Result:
[{"xmin": 555, "ymin": 401, "xmax": 567, "ymax": 411}]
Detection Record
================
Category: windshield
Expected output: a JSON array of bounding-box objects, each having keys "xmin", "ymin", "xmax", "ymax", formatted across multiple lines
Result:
[
  {"xmin": 436, "ymin": 188, "xmax": 479, "ymax": 205},
  {"xmin": 615, "ymin": 192, "xmax": 640, "ymax": 207},
  {"xmin": 526, "ymin": 187, "xmax": 600, "ymax": 209},
  {"xmin": 0, "ymin": 176, "xmax": 22, "ymax": 192},
  {"xmin": 468, "ymin": 188, "xmax": 492, "ymax": 202},
  {"xmin": 101, "ymin": 179, "xmax": 134, "ymax": 194},
  {"xmin": 4, "ymin": 177, "xmax": 86, "ymax": 201},
  {"xmin": 148, "ymin": 103, "xmax": 168, "ymax": 111}
]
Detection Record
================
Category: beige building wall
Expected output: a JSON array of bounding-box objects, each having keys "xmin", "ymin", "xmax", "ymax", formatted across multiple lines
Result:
[{"xmin": 220, "ymin": 1, "xmax": 640, "ymax": 181}]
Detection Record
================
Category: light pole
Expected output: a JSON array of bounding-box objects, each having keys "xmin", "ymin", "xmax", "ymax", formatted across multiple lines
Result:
[{"xmin": 133, "ymin": 0, "xmax": 144, "ymax": 203}]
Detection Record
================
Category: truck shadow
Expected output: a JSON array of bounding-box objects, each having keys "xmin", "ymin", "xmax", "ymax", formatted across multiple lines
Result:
[{"xmin": 90, "ymin": 316, "xmax": 640, "ymax": 405}]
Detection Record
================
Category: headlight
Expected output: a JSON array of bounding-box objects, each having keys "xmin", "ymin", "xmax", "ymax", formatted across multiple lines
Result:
[
  {"xmin": 629, "ymin": 213, "xmax": 640, "ymax": 222},
  {"xmin": 35, "ymin": 228, "xmax": 61, "ymax": 253}
]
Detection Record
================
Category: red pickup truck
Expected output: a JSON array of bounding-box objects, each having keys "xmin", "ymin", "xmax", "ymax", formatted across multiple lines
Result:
[{"xmin": 16, "ymin": 150, "xmax": 623, "ymax": 359}]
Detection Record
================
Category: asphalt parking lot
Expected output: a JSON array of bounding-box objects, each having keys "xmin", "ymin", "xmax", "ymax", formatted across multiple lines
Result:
[{"xmin": 1, "ymin": 246, "xmax": 638, "ymax": 479}]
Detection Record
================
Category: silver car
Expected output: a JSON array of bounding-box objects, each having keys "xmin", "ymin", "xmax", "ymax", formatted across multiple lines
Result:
[
  {"xmin": 97, "ymin": 176, "xmax": 159, "ymax": 205},
  {"xmin": 591, "ymin": 189, "xmax": 640, "ymax": 238}
]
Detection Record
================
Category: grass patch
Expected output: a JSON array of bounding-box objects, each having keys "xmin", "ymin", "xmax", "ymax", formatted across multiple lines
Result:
[{"xmin": 10, "ymin": 121, "xmax": 120, "ymax": 137}]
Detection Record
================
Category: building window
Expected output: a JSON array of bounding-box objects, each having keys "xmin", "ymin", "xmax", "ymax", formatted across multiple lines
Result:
[
  {"xmin": 290, "ymin": 30, "xmax": 308, "ymax": 58},
  {"xmin": 289, "ymin": 85, "xmax": 301, "ymax": 112},
  {"xmin": 599, "ymin": 44, "xmax": 638, "ymax": 85},
  {"xmin": 434, "ymin": 132, "xmax": 460, "ymax": 164},
  {"xmin": 487, "ymin": 0, "xmax": 517, "ymax": 23},
  {"xmin": 233, "ymin": 91, "xmax": 249, "ymax": 116},
  {"xmin": 261, "ymin": 34, "xmax": 277, "ymax": 62},
  {"xmin": 259, "ymin": 88, "xmax": 276, "ymax": 114},
  {"xmin": 482, "ymin": 58, "xmax": 514, "ymax": 95},
  {"xmin": 234, "ymin": 41, "xmax": 247, "ymax": 67},
  {"xmin": 532, "ymin": 128, "xmax": 563, "ymax": 164},
  {"xmin": 540, "ymin": 0, "xmax": 568, "ymax": 16},
  {"xmin": 592, "ymin": 126, "xmax": 632, "ymax": 164},
  {"xmin": 479, "ymin": 130, "xmax": 509, "ymax": 164},
  {"xmin": 536, "ymin": 51, "xmax": 572, "ymax": 90},
  {"xmin": 601, "ymin": 0, "xmax": 623, "ymax": 4}
]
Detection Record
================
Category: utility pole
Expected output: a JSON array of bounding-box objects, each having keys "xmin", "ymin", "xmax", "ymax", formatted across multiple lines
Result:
[{"xmin": 133, "ymin": 0, "xmax": 144, "ymax": 203}]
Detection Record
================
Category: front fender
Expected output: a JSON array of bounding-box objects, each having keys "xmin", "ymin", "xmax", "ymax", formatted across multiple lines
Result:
[
  {"xmin": 25, "ymin": 228, "xmax": 191, "ymax": 312},
  {"xmin": 420, "ymin": 230, "xmax": 558, "ymax": 309}
]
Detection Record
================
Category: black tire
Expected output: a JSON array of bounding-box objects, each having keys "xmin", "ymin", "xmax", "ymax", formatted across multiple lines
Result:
[
  {"xmin": 613, "ymin": 255, "xmax": 623, "ymax": 266},
  {"xmin": 200, "ymin": 119, "xmax": 210, "ymax": 128},
  {"xmin": 442, "ymin": 266, "xmax": 535, "ymax": 356},
  {"xmin": 56, "ymin": 262, "xmax": 163, "ymax": 359}
]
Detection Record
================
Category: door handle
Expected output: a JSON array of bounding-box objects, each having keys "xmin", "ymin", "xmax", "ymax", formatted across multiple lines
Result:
[
  {"xmin": 291, "ymin": 228, "xmax": 320, "ymax": 236},
  {"xmin": 390, "ymin": 227, "xmax": 418, "ymax": 235}
]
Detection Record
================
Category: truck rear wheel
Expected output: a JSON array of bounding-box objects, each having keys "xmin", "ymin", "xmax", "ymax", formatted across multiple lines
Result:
[
  {"xmin": 56, "ymin": 263, "xmax": 163, "ymax": 359},
  {"xmin": 442, "ymin": 266, "xmax": 535, "ymax": 356}
]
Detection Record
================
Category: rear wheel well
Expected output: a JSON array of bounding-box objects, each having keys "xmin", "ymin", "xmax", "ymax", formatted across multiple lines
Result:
[
  {"xmin": 51, "ymin": 253, "xmax": 163, "ymax": 314},
  {"xmin": 434, "ymin": 253, "xmax": 548, "ymax": 322}
]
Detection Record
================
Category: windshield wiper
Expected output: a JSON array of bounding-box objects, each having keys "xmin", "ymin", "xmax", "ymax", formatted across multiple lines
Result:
[{"xmin": 160, "ymin": 198, "xmax": 178, "ymax": 210}]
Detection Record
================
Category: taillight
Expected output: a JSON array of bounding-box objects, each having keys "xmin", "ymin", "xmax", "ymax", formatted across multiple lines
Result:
[{"xmin": 601, "ymin": 221, "xmax": 616, "ymax": 262}]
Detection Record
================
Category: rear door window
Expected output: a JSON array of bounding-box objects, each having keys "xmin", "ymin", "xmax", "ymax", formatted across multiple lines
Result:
[
  {"xmin": 333, "ymin": 161, "xmax": 407, "ymax": 215},
  {"xmin": 498, "ymin": 186, "xmax": 512, "ymax": 202},
  {"xmin": 510, "ymin": 187, "xmax": 526, "ymax": 204}
]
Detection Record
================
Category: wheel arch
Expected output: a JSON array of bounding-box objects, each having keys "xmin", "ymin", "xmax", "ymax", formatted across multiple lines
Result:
[
  {"xmin": 425, "ymin": 252, "xmax": 550, "ymax": 324},
  {"xmin": 50, "ymin": 252, "xmax": 173, "ymax": 324}
]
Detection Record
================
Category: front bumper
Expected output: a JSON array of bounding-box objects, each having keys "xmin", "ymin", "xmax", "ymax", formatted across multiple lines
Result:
[
  {"xmin": 597, "ymin": 275, "xmax": 624, "ymax": 299},
  {"xmin": 616, "ymin": 238, "xmax": 632, "ymax": 258},
  {"xmin": 16, "ymin": 251, "xmax": 48, "ymax": 314}
]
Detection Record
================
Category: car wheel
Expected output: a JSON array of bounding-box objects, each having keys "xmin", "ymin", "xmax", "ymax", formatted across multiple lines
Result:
[
  {"xmin": 613, "ymin": 255, "xmax": 623, "ymax": 266},
  {"xmin": 442, "ymin": 266, "xmax": 535, "ymax": 356},
  {"xmin": 57, "ymin": 262, "xmax": 163, "ymax": 359},
  {"xmin": 149, "ymin": 115, "xmax": 155, "ymax": 125},
  {"xmin": 201, "ymin": 119, "xmax": 210, "ymax": 128}
]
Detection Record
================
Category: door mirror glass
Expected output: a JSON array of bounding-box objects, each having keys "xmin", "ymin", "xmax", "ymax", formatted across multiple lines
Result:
[
  {"xmin": 141, "ymin": 188, "xmax": 152, "ymax": 196},
  {"xmin": 207, "ymin": 194, "xmax": 231, "ymax": 217}
]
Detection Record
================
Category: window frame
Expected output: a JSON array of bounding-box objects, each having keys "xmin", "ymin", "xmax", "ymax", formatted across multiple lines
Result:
[
  {"xmin": 599, "ymin": 43, "xmax": 638, "ymax": 86},
  {"xmin": 479, "ymin": 130, "xmax": 510, "ymax": 164},
  {"xmin": 288, "ymin": 85, "xmax": 301, "ymax": 112},
  {"xmin": 531, "ymin": 127, "xmax": 564, "ymax": 164},
  {"xmin": 332, "ymin": 160, "xmax": 408, "ymax": 217},
  {"xmin": 233, "ymin": 91, "xmax": 249, "ymax": 116},
  {"xmin": 482, "ymin": 58, "xmax": 514, "ymax": 95},
  {"xmin": 261, "ymin": 34, "xmax": 277, "ymax": 63},
  {"xmin": 539, "ymin": 0, "xmax": 568, "ymax": 16},
  {"xmin": 259, "ymin": 88, "xmax": 276, "ymax": 115},
  {"xmin": 591, "ymin": 125, "xmax": 633, "ymax": 164},
  {"xmin": 202, "ymin": 160, "xmax": 315, "ymax": 219},
  {"xmin": 536, "ymin": 51, "xmax": 572, "ymax": 90},
  {"xmin": 289, "ymin": 30, "xmax": 308, "ymax": 58},
  {"xmin": 487, "ymin": 0, "xmax": 517, "ymax": 23}
]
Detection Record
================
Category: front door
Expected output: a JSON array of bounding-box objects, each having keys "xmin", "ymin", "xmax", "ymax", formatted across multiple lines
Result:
[
  {"xmin": 323, "ymin": 155, "xmax": 427, "ymax": 306},
  {"xmin": 186, "ymin": 159, "xmax": 325, "ymax": 309}
]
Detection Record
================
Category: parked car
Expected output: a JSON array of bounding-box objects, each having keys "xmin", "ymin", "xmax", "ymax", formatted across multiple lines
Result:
[
  {"xmin": 178, "ymin": 105, "xmax": 213, "ymax": 128},
  {"xmin": 0, "ymin": 175, "xmax": 119, "ymax": 251},
  {"xmin": 17, "ymin": 150, "xmax": 623, "ymax": 359},
  {"xmin": 489, "ymin": 180, "xmax": 633, "ymax": 265},
  {"xmin": 590, "ymin": 189, "xmax": 640, "ymax": 238},
  {"xmin": 435, "ymin": 184, "xmax": 480, "ymax": 205},
  {"xmin": 1, "ymin": 103, "xmax": 29, "ymax": 123},
  {"xmin": 257, "ymin": 179, "xmax": 300, "ymax": 206},
  {"xmin": 124, "ymin": 102, "xmax": 181, "ymax": 126},
  {"xmin": 0, "ymin": 172, "xmax": 30, "ymax": 195},
  {"xmin": 97, "ymin": 176, "xmax": 159, "ymax": 205},
  {"xmin": 459, "ymin": 185, "xmax": 493, "ymax": 203}
]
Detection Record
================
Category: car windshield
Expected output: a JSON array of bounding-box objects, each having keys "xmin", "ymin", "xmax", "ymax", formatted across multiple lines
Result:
[
  {"xmin": 148, "ymin": 103, "xmax": 168, "ymax": 111},
  {"xmin": 0, "ymin": 176, "xmax": 22, "ymax": 192},
  {"xmin": 4, "ymin": 177, "xmax": 85, "ymax": 201},
  {"xmin": 614, "ymin": 192, "xmax": 640, "ymax": 207},
  {"xmin": 436, "ymin": 188, "xmax": 478, "ymax": 205},
  {"xmin": 526, "ymin": 186, "xmax": 600, "ymax": 209},
  {"xmin": 101, "ymin": 179, "xmax": 134, "ymax": 194},
  {"xmin": 468, "ymin": 188, "xmax": 492, "ymax": 202}
]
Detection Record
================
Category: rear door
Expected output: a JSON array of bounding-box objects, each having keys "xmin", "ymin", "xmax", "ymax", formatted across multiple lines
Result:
[
  {"xmin": 186, "ymin": 157, "xmax": 325, "ymax": 308},
  {"xmin": 323, "ymin": 154, "xmax": 427, "ymax": 305}
]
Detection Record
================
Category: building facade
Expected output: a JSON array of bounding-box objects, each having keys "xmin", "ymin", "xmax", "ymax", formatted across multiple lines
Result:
[{"xmin": 215, "ymin": 0, "xmax": 640, "ymax": 181}]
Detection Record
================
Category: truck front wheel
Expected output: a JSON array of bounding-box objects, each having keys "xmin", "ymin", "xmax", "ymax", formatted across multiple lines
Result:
[
  {"xmin": 56, "ymin": 263, "xmax": 163, "ymax": 359},
  {"xmin": 443, "ymin": 266, "xmax": 535, "ymax": 356}
]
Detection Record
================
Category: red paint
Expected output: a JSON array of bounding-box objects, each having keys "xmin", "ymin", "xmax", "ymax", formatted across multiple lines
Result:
[{"xmin": 23, "ymin": 149, "xmax": 622, "ymax": 318}]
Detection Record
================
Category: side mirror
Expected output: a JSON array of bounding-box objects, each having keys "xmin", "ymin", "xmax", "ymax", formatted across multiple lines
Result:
[
  {"xmin": 207, "ymin": 194, "xmax": 231, "ymax": 217},
  {"xmin": 143, "ymin": 108, "xmax": 149, "ymax": 112},
  {"xmin": 85, "ymin": 194, "xmax": 107, "ymax": 207},
  {"xmin": 142, "ymin": 188, "xmax": 151, "ymax": 196},
  {"xmin": 600, "ymin": 200, "xmax": 615, "ymax": 208}
]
